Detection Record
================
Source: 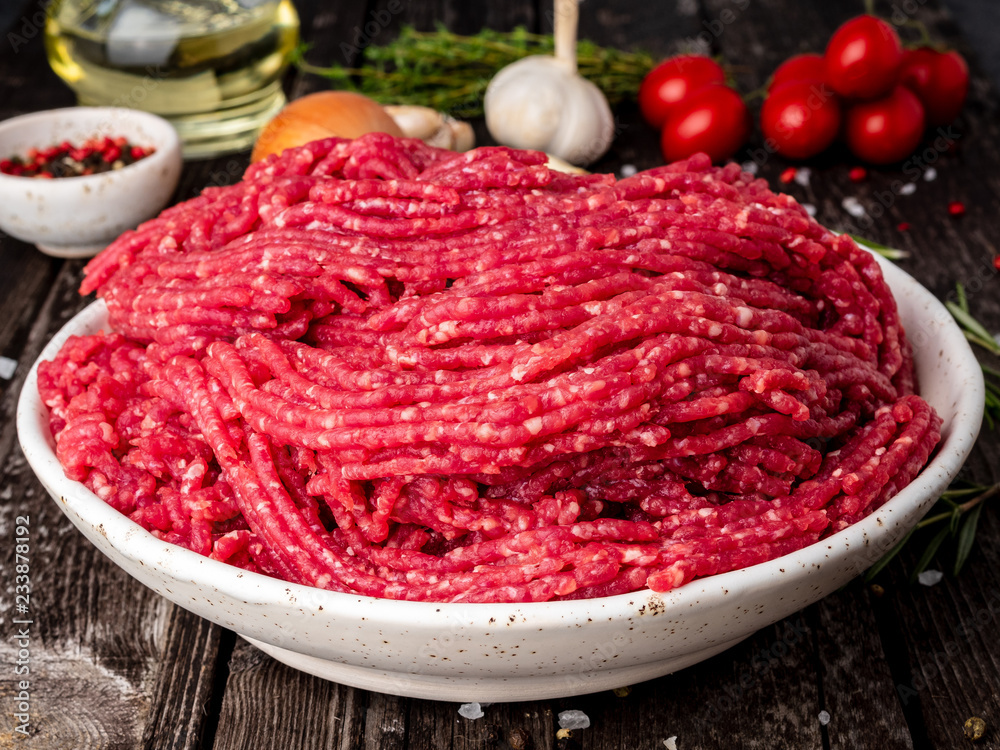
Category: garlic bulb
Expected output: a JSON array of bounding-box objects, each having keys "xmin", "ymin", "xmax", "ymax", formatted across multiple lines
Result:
[
  {"xmin": 484, "ymin": 0, "xmax": 614, "ymax": 166},
  {"xmin": 384, "ymin": 105, "xmax": 475, "ymax": 151}
]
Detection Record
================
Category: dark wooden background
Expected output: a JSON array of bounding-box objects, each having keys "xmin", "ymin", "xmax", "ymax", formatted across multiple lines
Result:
[{"xmin": 1, "ymin": 0, "xmax": 999, "ymax": 748}]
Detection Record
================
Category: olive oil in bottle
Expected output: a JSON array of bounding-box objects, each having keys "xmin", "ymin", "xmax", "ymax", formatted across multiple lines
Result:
[{"xmin": 45, "ymin": 0, "xmax": 300, "ymax": 158}]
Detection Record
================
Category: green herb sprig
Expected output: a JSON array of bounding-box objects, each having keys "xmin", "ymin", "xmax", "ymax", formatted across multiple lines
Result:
[
  {"xmin": 867, "ymin": 283, "xmax": 999, "ymax": 583},
  {"xmin": 847, "ymin": 233, "xmax": 910, "ymax": 260},
  {"xmin": 866, "ymin": 482, "xmax": 995, "ymax": 581},
  {"xmin": 946, "ymin": 282, "xmax": 1000, "ymax": 429},
  {"xmin": 293, "ymin": 25, "xmax": 655, "ymax": 118}
]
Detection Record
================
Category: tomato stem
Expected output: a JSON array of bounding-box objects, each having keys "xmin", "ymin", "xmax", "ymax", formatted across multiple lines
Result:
[{"xmin": 897, "ymin": 18, "xmax": 935, "ymax": 47}]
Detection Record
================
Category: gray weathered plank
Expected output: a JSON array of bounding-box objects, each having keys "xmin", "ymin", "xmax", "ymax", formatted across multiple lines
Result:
[
  {"xmin": 0, "ymin": 255, "xmax": 225, "ymax": 750},
  {"xmin": 815, "ymin": 584, "xmax": 914, "ymax": 749},
  {"xmin": 140, "ymin": 607, "xmax": 223, "ymax": 750},
  {"xmin": 212, "ymin": 639, "xmax": 367, "ymax": 750}
]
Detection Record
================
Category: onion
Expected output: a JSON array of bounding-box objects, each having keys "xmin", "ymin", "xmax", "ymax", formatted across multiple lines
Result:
[{"xmin": 251, "ymin": 91, "xmax": 404, "ymax": 162}]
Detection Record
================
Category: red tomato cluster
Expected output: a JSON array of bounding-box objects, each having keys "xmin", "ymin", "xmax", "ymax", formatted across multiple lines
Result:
[
  {"xmin": 638, "ymin": 55, "xmax": 750, "ymax": 164},
  {"xmin": 761, "ymin": 15, "xmax": 969, "ymax": 164}
]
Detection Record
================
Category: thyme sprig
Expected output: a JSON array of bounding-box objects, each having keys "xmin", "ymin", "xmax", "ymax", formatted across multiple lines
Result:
[{"xmin": 293, "ymin": 26, "xmax": 655, "ymax": 118}]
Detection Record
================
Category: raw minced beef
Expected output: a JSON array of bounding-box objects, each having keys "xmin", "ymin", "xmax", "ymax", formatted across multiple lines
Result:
[{"xmin": 37, "ymin": 135, "xmax": 941, "ymax": 603}]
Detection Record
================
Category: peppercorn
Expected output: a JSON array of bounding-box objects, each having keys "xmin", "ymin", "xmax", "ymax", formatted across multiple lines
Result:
[
  {"xmin": 964, "ymin": 716, "xmax": 986, "ymax": 741},
  {"xmin": 0, "ymin": 136, "xmax": 155, "ymax": 178},
  {"xmin": 507, "ymin": 727, "xmax": 534, "ymax": 750}
]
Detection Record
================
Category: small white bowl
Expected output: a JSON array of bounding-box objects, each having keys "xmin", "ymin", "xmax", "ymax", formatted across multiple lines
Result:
[
  {"xmin": 0, "ymin": 107, "xmax": 182, "ymax": 258},
  {"xmin": 15, "ymin": 253, "xmax": 984, "ymax": 702}
]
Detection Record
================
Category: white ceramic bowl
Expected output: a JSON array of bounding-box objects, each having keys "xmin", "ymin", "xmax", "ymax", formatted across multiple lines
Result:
[
  {"xmin": 0, "ymin": 107, "xmax": 182, "ymax": 258},
  {"xmin": 16, "ymin": 253, "xmax": 983, "ymax": 702}
]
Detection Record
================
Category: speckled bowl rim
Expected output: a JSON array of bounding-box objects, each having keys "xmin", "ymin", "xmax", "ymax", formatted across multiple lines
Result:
[{"xmin": 15, "ymin": 252, "xmax": 984, "ymax": 631}]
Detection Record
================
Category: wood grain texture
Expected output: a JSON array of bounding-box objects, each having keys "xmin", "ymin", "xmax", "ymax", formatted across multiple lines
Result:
[
  {"xmin": 365, "ymin": 0, "xmax": 536, "ymax": 39},
  {"xmin": 140, "ymin": 607, "xmax": 223, "ymax": 750},
  {"xmin": 814, "ymin": 584, "xmax": 915, "ymax": 750},
  {"xmin": 0, "ymin": 251, "xmax": 228, "ymax": 749},
  {"xmin": 212, "ymin": 639, "xmax": 366, "ymax": 750}
]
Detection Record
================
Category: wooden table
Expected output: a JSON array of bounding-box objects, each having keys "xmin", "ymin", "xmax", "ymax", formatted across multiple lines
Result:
[{"xmin": 1, "ymin": 1, "xmax": 998, "ymax": 748}]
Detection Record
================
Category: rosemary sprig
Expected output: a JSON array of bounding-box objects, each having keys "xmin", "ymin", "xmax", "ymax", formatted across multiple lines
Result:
[
  {"xmin": 946, "ymin": 282, "xmax": 1000, "ymax": 429},
  {"xmin": 294, "ymin": 25, "xmax": 655, "ymax": 118},
  {"xmin": 865, "ymin": 482, "xmax": 997, "ymax": 581},
  {"xmin": 946, "ymin": 282, "xmax": 1000, "ymax": 355},
  {"xmin": 847, "ymin": 234, "xmax": 910, "ymax": 260},
  {"xmin": 867, "ymin": 284, "xmax": 999, "ymax": 582}
]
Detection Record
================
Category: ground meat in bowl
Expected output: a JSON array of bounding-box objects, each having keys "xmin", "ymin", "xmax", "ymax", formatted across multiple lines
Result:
[{"xmin": 37, "ymin": 135, "xmax": 941, "ymax": 603}]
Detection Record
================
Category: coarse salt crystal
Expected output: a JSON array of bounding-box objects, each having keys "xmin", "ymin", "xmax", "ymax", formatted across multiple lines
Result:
[
  {"xmin": 842, "ymin": 196, "xmax": 866, "ymax": 218},
  {"xmin": 558, "ymin": 709, "xmax": 591, "ymax": 730},
  {"xmin": 802, "ymin": 203, "xmax": 817, "ymax": 217},
  {"xmin": 918, "ymin": 569, "xmax": 944, "ymax": 587},
  {"xmin": 794, "ymin": 167, "xmax": 811, "ymax": 187},
  {"xmin": 664, "ymin": 737, "xmax": 679, "ymax": 750},
  {"xmin": 619, "ymin": 164, "xmax": 638, "ymax": 178},
  {"xmin": 899, "ymin": 182, "xmax": 917, "ymax": 196},
  {"xmin": 458, "ymin": 702, "xmax": 484, "ymax": 719},
  {"xmin": 819, "ymin": 710, "xmax": 831, "ymax": 725},
  {"xmin": 677, "ymin": 0, "xmax": 699, "ymax": 15},
  {"xmin": 741, "ymin": 161, "xmax": 759, "ymax": 175},
  {"xmin": 923, "ymin": 167, "xmax": 937, "ymax": 181},
  {"xmin": 0, "ymin": 356, "xmax": 16, "ymax": 380}
]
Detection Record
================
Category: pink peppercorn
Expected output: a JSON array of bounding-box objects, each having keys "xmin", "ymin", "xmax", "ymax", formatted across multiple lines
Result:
[{"xmin": 1, "ymin": 136, "xmax": 154, "ymax": 177}]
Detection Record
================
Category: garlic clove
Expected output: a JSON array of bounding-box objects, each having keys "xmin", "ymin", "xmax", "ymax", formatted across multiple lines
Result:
[
  {"xmin": 446, "ymin": 118, "xmax": 476, "ymax": 152},
  {"xmin": 544, "ymin": 154, "xmax": 588, "ymax": 174},
  {"xmin": 384, "ymin": 105, "xmax": 445, "ymax": 141},
  {"xmin": 385, "ymin": 105, "xmax": 475, "ymax": 151},
  {"xmin": 422, "ymin": 125, "xmax": 458, "ymax": 150}
]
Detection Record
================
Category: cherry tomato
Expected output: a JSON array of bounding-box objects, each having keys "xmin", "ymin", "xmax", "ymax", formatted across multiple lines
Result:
[
  {"xmin": 824, "ymin": 15, "xmax": 904, "ymax": 100},
  {"xmin": 899, "ymin": 47, "xmax": 969, "ymax": 126},
  {"xmin": 761, "ymin": 81, "xmax": 842, "ymax": 160},
  {"xmin": 639, "ymin": 55, "xmax": 726, "ymax": 129},
  {"xmin": 844, "ymin": 85, "xmax": 925, "ymax": 164},
  {"xmin": 660, "ymin": 84, "xmax": 749, "ymax": 163},
  {"xmin": 769, "ymin": 53, "xmax": 828, "ymax": 91}
]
